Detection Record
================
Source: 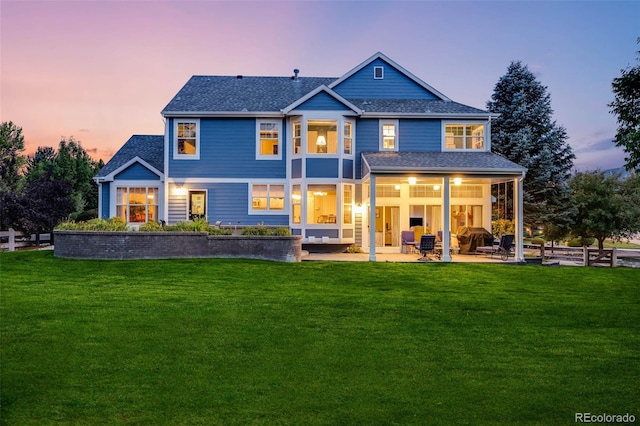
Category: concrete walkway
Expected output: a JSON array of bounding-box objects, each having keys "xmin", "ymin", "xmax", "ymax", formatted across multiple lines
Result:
[{"xmin": 303, "ymin": 251, "xmax": 516, "ymax": 263}]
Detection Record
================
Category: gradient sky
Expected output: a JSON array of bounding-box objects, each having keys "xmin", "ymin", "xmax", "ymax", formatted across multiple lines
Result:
[{"xmin": 2, "ymin": 0, "xmax": 638, "ymax": 170}]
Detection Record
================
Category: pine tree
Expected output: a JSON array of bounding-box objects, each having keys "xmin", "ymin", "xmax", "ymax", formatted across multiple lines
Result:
[{"xmin": 487, "ymin": 61, "xmax": 575, "ymax": 231}]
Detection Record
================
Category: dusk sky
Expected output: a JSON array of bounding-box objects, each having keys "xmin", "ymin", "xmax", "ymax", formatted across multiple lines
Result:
[{"xmin": 2, "ymin": 0, "xmax": 638, "ymax": 171}]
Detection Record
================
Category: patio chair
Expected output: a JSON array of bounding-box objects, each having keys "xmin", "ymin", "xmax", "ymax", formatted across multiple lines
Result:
[
  {"xmin": 418, "ymin": 234, "xmax": 436, "ymax": 261},
  {"xmin": 476, "ymin": 234, "xmax": 515, "ymax": 261},
  {"xmin": 401, "ymin": 230, "xmax": 417, "ymax": 253}
]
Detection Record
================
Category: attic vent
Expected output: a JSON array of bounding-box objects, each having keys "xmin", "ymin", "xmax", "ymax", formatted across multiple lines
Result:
[
  {"xmin": 374, "ymin": 66, "xmax": 384, "ymax": 80},
  {"xmin": 236, "ymin": 75, "xmax": 243, "ymax": 79},
  {"xmin": 292, "ymin": 68, "xmax": 300, "ymax": 81}
]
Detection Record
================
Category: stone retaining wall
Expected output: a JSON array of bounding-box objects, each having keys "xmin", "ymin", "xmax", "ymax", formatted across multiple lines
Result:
[{"xmin": 54, "ymin": 231, "xmax": 302, "ymax": 262}]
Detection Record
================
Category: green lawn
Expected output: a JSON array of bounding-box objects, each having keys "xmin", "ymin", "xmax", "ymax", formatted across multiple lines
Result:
[{"xmin": 1, "ymin": 251, "xmax": 638, "ymax": 425}]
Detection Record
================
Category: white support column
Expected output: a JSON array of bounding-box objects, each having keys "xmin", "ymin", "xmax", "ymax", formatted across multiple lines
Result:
[
  {"xmin": 514, "ymin": 175, "xmax": 525, "ymax": 262},
  {"xmin": 442, "ymin": 177, "xmax": 451, "ymax": 262},
  {"xmin": 369, "ymin": 175, "xmax": 377, "ymax": 262}
]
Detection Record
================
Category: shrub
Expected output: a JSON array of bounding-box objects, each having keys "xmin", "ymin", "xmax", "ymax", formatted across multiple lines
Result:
[
  {"xmin": 346, "ymin": 244, "xmax": 363, "ymax": 253},
  {"xmin": 567, "ymin": 237, "xmax": 595, "ymax": 247},
  {"xmin": 208, "ymin": 227, "xmax": 232, "ymax": 235},
  {"xmin": 241, "ymin": 226, "xmax": 291, "ymax": 236},
  {"xmin": 55, "ymin": 217, "xmax": 128, "ymax": 231},
  {"xmin": 139, "ymin": 221, "xmax": 164, "ymax": 232},
  {"xmin": 492, "ymin": 219, "xmax": 514, "ymax": 238},
  {"xmin": 165, "ymin": 219, "xmax": 210, "ymax": 232},
  {"xmin": 531, "ymin": 237, "xmax": 546, "ymax": 246}
]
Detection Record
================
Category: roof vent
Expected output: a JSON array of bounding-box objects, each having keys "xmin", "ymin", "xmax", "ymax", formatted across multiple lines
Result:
[
  {"xmin": 292, "ymin": 69, "xmax": 300, "ymax": 81},
  {"xmin": 236, "ymin": 75, "xmax": 243, "ymax": 79}
]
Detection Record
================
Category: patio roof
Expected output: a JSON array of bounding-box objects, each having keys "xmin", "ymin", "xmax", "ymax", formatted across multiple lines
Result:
[{"xmin": 362, "ymin": 151, "xmax": 527, "ymax": 178}]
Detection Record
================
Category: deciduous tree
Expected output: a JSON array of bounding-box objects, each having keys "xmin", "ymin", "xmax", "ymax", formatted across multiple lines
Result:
[
  {"xmin": 609, "ymin": 39, "xmax": 640, "ymax": 172},
  {"xmin": 569, "ymin": 171, "xmax": 640, "ymax": 252},
  {"xmin": 0, "ymin": 121, "xmax": 25, "ymax": 192}
]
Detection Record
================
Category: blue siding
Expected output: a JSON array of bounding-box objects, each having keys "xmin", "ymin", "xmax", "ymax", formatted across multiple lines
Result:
[
  {"xmin": 203, "ymin": 183, "xmax": 288, "ymax": 226},
  {"xmin": 115, "ymin": 162, "xmax": 160, "ymax": 180},
  {"xmin": 354, "ymin": 119, "xmax": 379, "ymax": 179},
  {"xmin": 398, "ymin": 119, "xmax": 441, "ymax": 151},
  {"xmin": 100, "ymin": 184, "xmax": 110, "ymax": 219},
  {"xmin": 306, "ymin": 158, "xmax": 339, "ymax": 178},
  {"xmin": 296, "ymin": 92, "xmax": 352, "ymax": 111},
  {"xmin": 333, "ymin": 58, "xmax": 439, "ymax": 100},
  {"xmin": 292, "ymin": 159, "xmax": 302, "ymax": 179},
  {"xmin": 342, "ymin": 159, "xmax": 354, "ymax": 179},
  {"xmin": 169, "ymin": 118, "xmax": 287, "ymax": 179}
]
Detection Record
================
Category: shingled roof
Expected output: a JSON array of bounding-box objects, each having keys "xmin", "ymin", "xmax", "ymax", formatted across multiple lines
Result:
[
  {"xmin": 161, "ymin": 76, "xmax": 490, "ymax": 116},
  {"xmin": 362, "ymin": 151, "xmax": 526, "ymax": 175},
  {"xmin": 162, "ymin": 76, "xmax": 337, "ymax": 113},
  {"xmin": 95, "ymin": 135, "xmax": 164, "ymax": 179}
]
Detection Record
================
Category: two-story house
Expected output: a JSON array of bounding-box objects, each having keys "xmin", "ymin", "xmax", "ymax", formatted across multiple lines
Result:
[{"xmin": 95, "ymin": 52, "xmax": 526, "ymax": 261}]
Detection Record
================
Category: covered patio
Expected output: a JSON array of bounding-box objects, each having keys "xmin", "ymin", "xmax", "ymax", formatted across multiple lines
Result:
[{"xmin": 360, "ymin": 151, "xmax": 527, "ymax": 262}]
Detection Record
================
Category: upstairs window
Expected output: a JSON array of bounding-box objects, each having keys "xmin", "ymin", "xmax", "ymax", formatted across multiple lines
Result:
[
  {"xmin": 257, "ymin": 120, "xmax": 281, "ymax": 159},
  {"xmin": 307, "ymin": 120, "xmax": 337, "ymax": 154},
  {"xmin": 343, "ymin": 121, "xmax": 353, "ymax": 155},
  {"xmin": 380, "ymin": 120, "xmax": 398, "ymax": 151},
  {"xmin": 175, "ymin": 119, "xmax": 200, "ymax": 159},
  {"xmin": 293, "ymin": 121, "xmax": 302, "ymax": 154},
  {"xmin": 374, "ymin": 66, "xmax": 384, "ymax": 79},
  {"xmin": 444, "ymin": 123, "xmax": 485, "ymax": 150}
]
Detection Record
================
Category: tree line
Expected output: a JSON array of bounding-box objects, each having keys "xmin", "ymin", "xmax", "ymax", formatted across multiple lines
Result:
[{"xmin": 0, "ymin": 123, "xmax": 103, "ymax": 243}]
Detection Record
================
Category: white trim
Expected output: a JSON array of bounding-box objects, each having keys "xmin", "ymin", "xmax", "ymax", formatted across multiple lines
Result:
[
  {"xmin": 248, "ymin": 182, "xmax": 288, "ymax": 215},
  {"xmin": 109, "ymin": 180, "xmax": 164, "ymax": 223},
  {"xmin": 255, "ymin": 119, "xmax": 282, "ymax": 160},
  {"xmin": 164, "ymin": 118, "xmax": 170, "ymax": 223},
  {"xmin": 373, "ymin": 66, "xmax": 384, "ymax": 79},
  {"xmin": 379, "ymin": 119, "xmax": 399, "ymax": 151},
  {"xmin": 163, "ymin": 111, "xmax": 284, "ymax": 118},
  {"xmin": 173, "ymin": 118, "xmax": 200, "ymax": 160},
  {"xmin": 328, "ymin": 52, "xmax": 451, "ymax": 101},
  {"xmin": 343, "ymin": 118, "xmax": 355, "ymax": 157},
  {"xmin": 442, "ymin": 121, "xmax": 488, "ymax": 152},
  {"xmin": 281, "ymin": 85, "xmax": 363, "ymax": 115}
]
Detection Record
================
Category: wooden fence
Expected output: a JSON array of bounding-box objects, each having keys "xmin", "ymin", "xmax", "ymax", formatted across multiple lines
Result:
[{"xmin": 0, "ymin": 229, "xmax": 51, "ymax": 251}]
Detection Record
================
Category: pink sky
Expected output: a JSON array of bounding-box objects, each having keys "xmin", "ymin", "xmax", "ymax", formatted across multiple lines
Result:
[{"xmin": 2, "ymin": 0, "xmax": 638, "ymax": 170}]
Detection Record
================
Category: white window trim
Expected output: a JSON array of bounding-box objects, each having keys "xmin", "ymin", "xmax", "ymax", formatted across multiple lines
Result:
[
  {"xmin": 110, "ymin": 180, "xmax": 163, "ymax": 224},
  {"xmin": 343, "ymin": 118, "xmax": 355, "ymax": 158},
  {"xmin": 442, "ymin": 121, "xmax": 488, "ymax": 152},
  {"xmin": 256, "ymin": 119, "xmax": 282, "ymax": 160},
  {"xmin": 305, "ymin": 117, "xmax": 340, "ymax": 157},
  {"xmin": 173, "ymin": 119, "xmax": 200, "ymax": 160},
  {"xmin": 374, "ymin": 66, "xmax": 384, "ymax": 79},
  {"xmin": 248, "ymin": 183, "xmax": 288, "ymax": 215},
  {"xmin": 379, "ymin": 120, "xmax": 399, "ymax": 151}
]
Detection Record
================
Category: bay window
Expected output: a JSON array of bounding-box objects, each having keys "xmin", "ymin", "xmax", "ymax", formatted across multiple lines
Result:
[
  {"xmin": 307, "ymin": 120, "xmax": 337, "ymax": 154},
  {"xmin": 307, "ymin": 184, "xmax": 337, "ymax": 224}
]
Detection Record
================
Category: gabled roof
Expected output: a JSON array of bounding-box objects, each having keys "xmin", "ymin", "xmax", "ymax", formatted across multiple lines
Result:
[
  {"xmin": 362, "ymin": 151, "xmax": 527, "ymax": 177},
  {"xmin": 95, "ymin": 135, "xmax": 164, "ymax": 180},
  {"xmin": 328, "ymin": 52, "xmax": 451, "ymax": 101},
  {"xmin": 281, "ymin": 85, "xmax": 363, "ymax": 114},
  {"xmin": 161, "ymin": 52, "xmax": 491, "ymax": 117}
]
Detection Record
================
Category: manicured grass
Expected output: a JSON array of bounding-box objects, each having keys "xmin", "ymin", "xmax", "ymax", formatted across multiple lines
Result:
[{"xmin": 1, "ymin": 251, "xmax": 638, "ymax": 425}]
